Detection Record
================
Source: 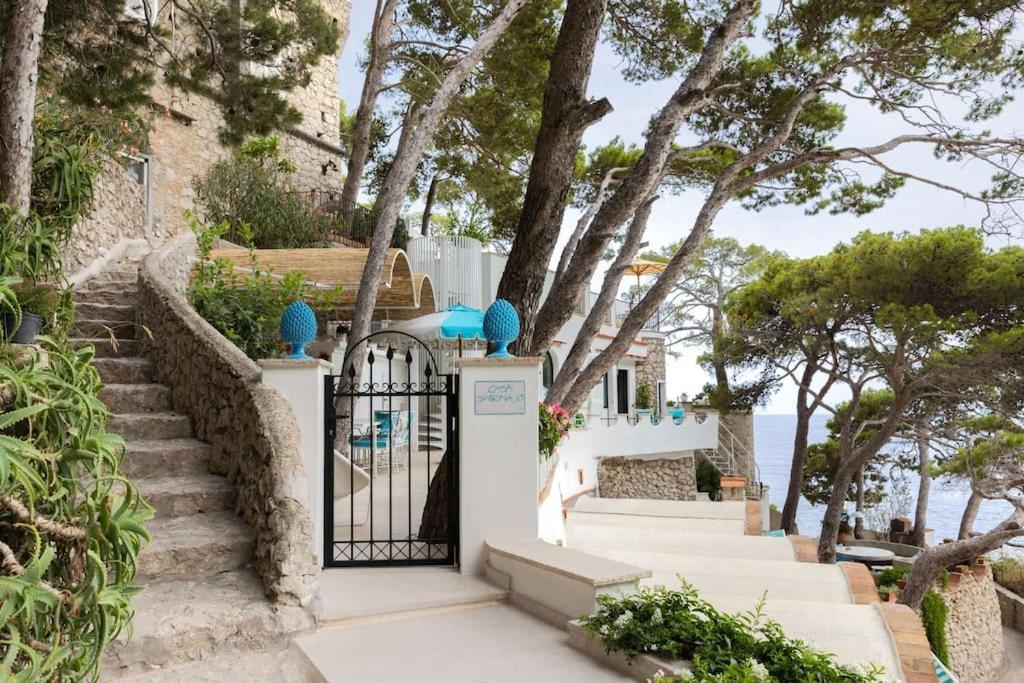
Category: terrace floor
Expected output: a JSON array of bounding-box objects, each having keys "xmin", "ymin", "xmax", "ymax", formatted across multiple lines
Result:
[{"xmin": 295, "ymin": 602, "xmax": 630, "ymax": 683}]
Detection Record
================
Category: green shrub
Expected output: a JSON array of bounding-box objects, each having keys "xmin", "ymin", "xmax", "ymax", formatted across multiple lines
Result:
[
  {"xmin": 921, "ymin": 590, "xmax": 950, "ymax": 667},
  {"xmin": 635, "ymin": 380, "xmax": 653, "ymax": 410},
  {"xmin": 582, "ymin": 584, "xmax": 891, "ymax": 682},
  {"xmin": 992, "ymin": 554, "xmax": 1024, "ymax": 596},
  {"xmin": 193, "ymin": 136, "xmax": 334, "ymax": 249},
  {"xmin": 696, "ymin": 458, "xmax": 722, "ymax": 498},
  {"xmin": 187, "ymin": 214, "xmax": 338, "ymax": 359},
  {"xmin": 874, "ymin": 564, "xmax": 911, "ymax": 588}
]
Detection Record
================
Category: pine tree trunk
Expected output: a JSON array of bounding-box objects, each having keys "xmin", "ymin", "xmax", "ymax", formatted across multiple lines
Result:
[
  {"xmin": 339, "ymin": 0, "xmax": 396, "ymax": 227},
  {"xmin": 545, "ymin": 195, "xmax": 657, "ymax": 406},
  {"xmin": 527, "ymin": 0, "xmax": 758, "ymax": 355},
  {"xmin": 959, "ymin": 490, "xmax": 982, "ymax": 540},
  {"xmin": 781, "ymin": 366, "xmax": 817, "ymax": 534},
  {"xmin": 711, "ymin": 308, "xmax": 730, "ymax": 396},
  {"xmin": 900, "ymin": 517, "xmax": 1024, "ymax": 609},
  {"xmin": 854, "ymin": 466, "xmax": 865, "ymax": 539},
  {"xmin": 345, "ymin": 0, "xmax": 530, "ymax": 366},
  {"xmin": 495, "ymin": 0, "xmax": 611, "ymax": 352},
  {"xmin": 911, "ymin": 430, "xmax": 931, "ymax": 547},
  {"xmin": 0, "ymin": 0, "xmax": 49, "ymax": 214},
  {"xmin": 417, "ymin": 451, "xmax": 450, "ymax": 541},
  {"xmin": 818, "ymin": 461, "xmax": 857, "ymax": 563},
  {"xmin": 421, "ymin": 174, "xmax": 439, "ymax": 236},
  {"xmin": 558, "ymin": 188, "xmax": 733, "ymax": 414}
]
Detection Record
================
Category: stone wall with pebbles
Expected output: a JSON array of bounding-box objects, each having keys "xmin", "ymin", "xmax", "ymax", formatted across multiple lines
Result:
[
  {"xmin": 597, "ymin": 456, "xmax": 697, "ymax": 501},
  {"xmin": 63, "ymin": 158, "xmax": 148, "ymax": 278},
  {"xmin": 938, "ymin": 562, "xmax": 1005, "ymax": 683},
  {"xmin": 136, "ymin": 231, "xmax": 318, "ymax": 607}
]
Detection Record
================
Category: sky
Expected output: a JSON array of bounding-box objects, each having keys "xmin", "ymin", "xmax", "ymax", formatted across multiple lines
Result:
[{"xmin": 338, "ymin": 5, "xmax": 1024, "ymax": 414}]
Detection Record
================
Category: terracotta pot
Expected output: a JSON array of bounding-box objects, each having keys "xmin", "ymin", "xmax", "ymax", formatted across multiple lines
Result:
[
  {"xmin": 898, "ymin": 579, "xmax": 907, "ymax": 590},
  {"xmin": 947, "ymin": 571, "xmax": 962, "ymax": 588},
  {"xmin": 880, "ymin": 591, "xmax": 898, "ymax": 603}
]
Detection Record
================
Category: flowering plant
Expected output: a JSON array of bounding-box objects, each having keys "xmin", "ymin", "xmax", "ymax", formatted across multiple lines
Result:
[
  {"xmin": 581, "ymin": 584, "xmax": 892, "ymax": 682},
  {"xmin": 539, "ymin": 403, "xmax": 571, "ymax": 460}
]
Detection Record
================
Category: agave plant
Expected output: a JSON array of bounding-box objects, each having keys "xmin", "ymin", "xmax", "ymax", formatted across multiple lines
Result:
[{"xmin": 0, "ymin": 338, "xmax": 152, "ymax": 680}]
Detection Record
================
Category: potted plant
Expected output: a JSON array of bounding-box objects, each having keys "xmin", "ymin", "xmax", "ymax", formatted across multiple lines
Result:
[
  {"xmin": 666, "ymin": 398, "xmax": 685, "ymax": 423},
  {"xmin": 634, "ymin": 380, "xmax": 654, "ymax": 419},
  {"xmin": 877, "ymin": 584, "xmax": 899, "ymax": 603},
  {"xmin": 2, "ymin": 282, "xmax": 59, "ymax": 344}
]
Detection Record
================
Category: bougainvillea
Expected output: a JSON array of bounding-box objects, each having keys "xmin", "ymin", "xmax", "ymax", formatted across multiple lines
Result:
[{"xmin": 538, "ymin": 403, "xmax": 571, "ymax": 460}]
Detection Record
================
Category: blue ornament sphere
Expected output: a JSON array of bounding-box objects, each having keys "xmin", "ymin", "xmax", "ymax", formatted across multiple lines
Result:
[
  {"xmin": 280, "ymin": 300, "xmax": 317, "ymax": 359},
  {"xmin": 483, "ymin": 299, "xmax": 519, "ymax": 358}
]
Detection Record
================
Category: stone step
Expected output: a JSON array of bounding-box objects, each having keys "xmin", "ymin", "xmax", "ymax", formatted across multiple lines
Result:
[
  {"xmin": 109, "ymin": 412, "xmax": 192, "ymax": 440},
  {"xmin": 74, "ymin": 319, "xmax": 137, "ymax": 340},
  {"xmin": 137, "ymin": 512, "xmax": 253, "ymax": 582},
  {"xmin": 122, "ymin": 438, "xmax": 211, "ymax": 479},
  {"xmin": 99, "ymin": 383, "xmax": 171, "ymax": 414},
  {"xmin": 94, "ymin": 358, "xmax": 154, "ymax": 384},
  {"xmin": 103, "ymin": 571, "xmax": 313, "ymax": 678},
  {"xmin": 73, "ymin": 287, "xmax": 137, "ymax": 305},
  {"xmin": 72, "ymin": 337, "xmax": 139, "ymax": 358},
  {"xmin": 136, "ymin": 473, "xmax": 235, "ymax": 518},
  {"xmin": 88, "ymin": 266, "xmax": 139, "ymax": 286},
  {"xmin": 74, "ymin": 302, "xmax": 136, "ymax": 323}
]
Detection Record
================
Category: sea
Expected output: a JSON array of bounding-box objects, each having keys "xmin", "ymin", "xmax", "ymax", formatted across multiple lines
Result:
[{"xmin": 754, "ymin": 414, "xmax": 1017, "ymax": 545}]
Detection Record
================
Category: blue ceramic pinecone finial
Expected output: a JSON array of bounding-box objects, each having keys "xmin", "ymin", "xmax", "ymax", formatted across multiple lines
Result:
[
  {"xmin": 483, "ymin": 299, "xmax": 520, "ymax": 358},
  {"xmin": 280, "ymin": 300, "xmax": 317, "ymax": 359}
]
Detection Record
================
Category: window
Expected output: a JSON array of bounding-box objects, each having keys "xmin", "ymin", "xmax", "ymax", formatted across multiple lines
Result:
[
  {"xmin": 602, "ymin": 373, "xmax": 609, "ymax": 409},
  {"xmin": 616, "ymin": 369, "xmax": 629, "ymax": 414},
  {"xmin": 542, "ymin": 352, "xmax": 554, "ymax": 389}
]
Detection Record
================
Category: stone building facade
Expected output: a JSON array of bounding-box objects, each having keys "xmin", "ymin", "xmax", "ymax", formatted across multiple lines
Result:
[
  {"xmin": 635, "ymin": 335, "xmax": 667, "ymax": 409},
  {"xmin": 65, "ymin": 0, "xmax": 351, "ymax": 278},
  {"xmin": 148, "ymin": 0, "xmax": 351, "ymax": 238}
]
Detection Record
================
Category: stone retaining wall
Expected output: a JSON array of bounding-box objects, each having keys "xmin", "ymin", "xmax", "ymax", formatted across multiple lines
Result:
[
  {"xmin": 63, "ymin": 158, "xmax": 149, "ymax": 278},
  {"xmin": 996, "ymin": 581, "xmax": 1024, "ymax": 632},
  {"xmin": 597, "ymin": 456, "xmax": 697, "ymax": 501},
  {"xmin": 137, "ymin": 231, "xmax": 318, "ymax": 607},
  {"xmin": 938, "ymin": 563, "xmax": 1005, "ymax": 683}
]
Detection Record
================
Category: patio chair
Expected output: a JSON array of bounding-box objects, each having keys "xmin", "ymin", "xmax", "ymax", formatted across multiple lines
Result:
[
  {"xmin": 351, "ymin": 410, "xmax": 414, "ymax": 477},
  {"xmin": 333, "ymin": 449, "xmax": 371, "ymax": 527}
]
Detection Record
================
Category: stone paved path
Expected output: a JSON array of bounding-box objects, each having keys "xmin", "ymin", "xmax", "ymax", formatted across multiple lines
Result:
[{"xmin": 993, "ymin": 626, "xmax": 1024, "ymax": 683}]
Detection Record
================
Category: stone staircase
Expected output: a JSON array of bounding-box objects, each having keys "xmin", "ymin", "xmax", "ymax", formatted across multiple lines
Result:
[{"xmin": 72, "ymin": 259, "xmax": 312, "ymax": 678}]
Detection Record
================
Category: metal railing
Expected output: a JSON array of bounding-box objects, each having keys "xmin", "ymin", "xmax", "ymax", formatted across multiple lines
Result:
[{"xmin": 301, "ymin": 189, "xmax": 409, "ymax": 250}]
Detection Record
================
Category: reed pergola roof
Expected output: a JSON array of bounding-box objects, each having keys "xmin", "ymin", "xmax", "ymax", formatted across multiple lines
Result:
[{"xmin": 208, "ymin": 247, "xmax": 436, "ymax": 320}]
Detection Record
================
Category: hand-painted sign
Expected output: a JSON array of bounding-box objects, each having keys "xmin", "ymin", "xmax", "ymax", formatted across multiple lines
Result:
[{"xmin": 474, "ymin": 380, "xmax": 527, "ymax": 415}]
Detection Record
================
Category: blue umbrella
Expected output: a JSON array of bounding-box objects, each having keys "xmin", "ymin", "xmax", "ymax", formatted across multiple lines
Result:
[{"xmin": 386, "ymin": 304, "xmax": 485, "ymax": 342}]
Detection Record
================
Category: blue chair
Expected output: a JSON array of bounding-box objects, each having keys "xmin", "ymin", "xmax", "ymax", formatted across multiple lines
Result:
[{"xmin": 351, "ymin": 410, "xmax": 412, "ymax": 477}]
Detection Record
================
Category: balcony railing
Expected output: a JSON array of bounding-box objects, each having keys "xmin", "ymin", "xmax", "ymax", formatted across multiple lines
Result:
[{"xmin": 301, "ymin": 189, "xmax": 409, "ymax": 250}]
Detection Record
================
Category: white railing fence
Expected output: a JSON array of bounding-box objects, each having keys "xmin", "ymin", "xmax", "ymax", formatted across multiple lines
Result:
[{"xmin": 407, "ymin": 235, "xmax": 483, "ymax": 310}]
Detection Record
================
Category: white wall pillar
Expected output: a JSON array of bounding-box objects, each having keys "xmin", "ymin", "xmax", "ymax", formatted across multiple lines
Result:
[
  {"xmin": 456, "ymin": 357, "xmax": 541, "ymax": 575},
  {"xmin": 260, "ymin": 358, "xmax": 334, "ymax": 568}
]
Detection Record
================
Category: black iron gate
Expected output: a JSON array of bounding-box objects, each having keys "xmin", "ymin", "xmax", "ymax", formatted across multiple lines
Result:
[{"xmin": 323, "ymin": 331, "xmax": 458, "ymax": 567}]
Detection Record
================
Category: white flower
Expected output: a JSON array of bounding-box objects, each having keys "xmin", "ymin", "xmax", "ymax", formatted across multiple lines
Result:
[
  {"xmin": 676, "ymin": 670, "xmax": 695, "ymax": 681},
  {"xmin": 614, "ymin": 610, "xmax": 633, "ymax": 627},
  {"xmin": 599, "ymin": 624, "xmax": 610, "ymax": 636},
  {"xmin": 747, "ymin": 658, "xmax": 770, "ymax": 681},
  {"xmin": 651, "ymin": 607, "xmax": 663, "ymax": 624}
]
